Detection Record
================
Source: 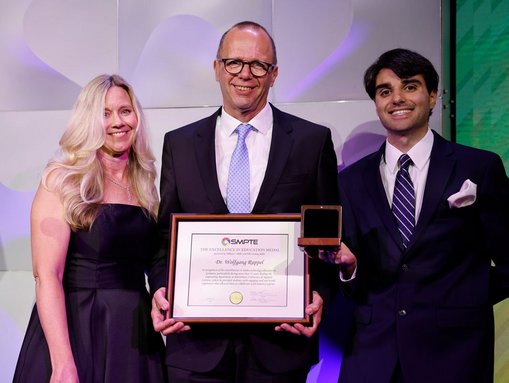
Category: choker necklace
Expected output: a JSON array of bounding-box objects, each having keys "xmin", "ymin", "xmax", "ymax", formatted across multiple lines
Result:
[{"xmin": 105, "ymin": 176, "xmax": 132, "ymax": 202}]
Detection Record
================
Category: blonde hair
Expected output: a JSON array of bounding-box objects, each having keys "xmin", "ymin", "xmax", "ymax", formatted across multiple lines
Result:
[{"xmin": 43, "ymin": 74, "xmax": 159, "ymax": 230}]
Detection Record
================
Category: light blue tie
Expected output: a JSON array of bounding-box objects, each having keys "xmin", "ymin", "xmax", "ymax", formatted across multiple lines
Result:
[
  {"xmin": 392, "ymin": 154, "xmax": 415, "ymax": 248},
  {"xmin": 227, "ymin": 124, "xmax": 252, "ymax": 213}
]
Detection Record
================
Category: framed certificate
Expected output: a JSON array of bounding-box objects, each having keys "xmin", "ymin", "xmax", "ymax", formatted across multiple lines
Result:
[{"xmin": 166, "ymin": 213, "xmax": 310, "ymax": 324}]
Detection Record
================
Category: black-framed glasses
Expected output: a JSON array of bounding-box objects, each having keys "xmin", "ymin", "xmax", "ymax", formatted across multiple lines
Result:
[{"xmin": 219, "ymin": 58, "xmax": 275, "ymax": 77}]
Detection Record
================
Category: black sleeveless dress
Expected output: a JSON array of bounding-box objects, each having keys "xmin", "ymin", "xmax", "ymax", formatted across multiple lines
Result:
[{"xmin": 13, "ymin": 204, "xmax": 167, "ymax": 383}]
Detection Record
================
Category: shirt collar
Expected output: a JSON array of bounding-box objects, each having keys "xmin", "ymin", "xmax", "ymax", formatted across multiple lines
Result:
[
  {"xmin": 220, "ymin": 103, "xmax": 273, "ymax": 136},
  {"xmin": 384, "ymin": 129, "xmax": 434, "ymax": 173}
]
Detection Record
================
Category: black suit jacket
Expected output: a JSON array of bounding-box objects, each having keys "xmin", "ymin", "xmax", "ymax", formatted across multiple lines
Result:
[
  {"xmin": 150, "ymin": 104, "xmax": 339, "ymax": 373},
  {"xmin": 337, "ymin": 131, "xmax": 509, "ymax": 383}
]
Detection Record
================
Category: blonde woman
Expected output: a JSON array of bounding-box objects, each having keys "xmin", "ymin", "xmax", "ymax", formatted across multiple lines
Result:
[{"xmin": 14, "ymin": 75, "xmax": 166, "ymax": 382}]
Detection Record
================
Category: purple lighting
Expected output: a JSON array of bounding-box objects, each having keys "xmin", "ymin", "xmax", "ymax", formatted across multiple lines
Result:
[{"xmin": 286, "ymin": 22, "xmax": 369, "ymax": 102}]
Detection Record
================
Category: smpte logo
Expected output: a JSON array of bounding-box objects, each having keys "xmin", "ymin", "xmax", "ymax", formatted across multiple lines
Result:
[
  {"xmin": 221, "ymin": 237, "xmax": 259, "ymax": 246},
  {"xmin": 221, "ymin": 237, "xmax": 231, "ymax": 246}
]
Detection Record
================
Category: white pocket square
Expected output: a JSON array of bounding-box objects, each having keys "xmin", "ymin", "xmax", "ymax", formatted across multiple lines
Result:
[{"xmin": 447, "ymin": 179, "xmax": 477, "ymax": 208}]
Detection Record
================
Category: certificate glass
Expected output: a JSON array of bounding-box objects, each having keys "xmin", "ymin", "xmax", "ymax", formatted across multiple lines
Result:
[{"xmin": 167, "ymin": 214, "xmax": 309, "ymax": 324}]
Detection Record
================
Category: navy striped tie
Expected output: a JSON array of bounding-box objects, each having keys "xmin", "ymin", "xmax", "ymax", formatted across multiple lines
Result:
[{"xmin": 392, "ymin": 154, "xmax": 415, "ymax": 248}]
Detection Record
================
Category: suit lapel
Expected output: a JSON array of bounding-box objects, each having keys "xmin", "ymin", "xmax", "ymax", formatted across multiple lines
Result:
[
  {"xmin": 253, "ymin": 105, "xmax": 294, "ymax": 212},
  {"xmin": 408, "ymin": 131, "xmax": 455, "ymax": 247},
  {"xmin": 364, "ymin": 144, "xmax": 405, "ymax": 250},
  {"xmin": 193, "ymin": 108, "xmax": 229, "ymax": 212}
]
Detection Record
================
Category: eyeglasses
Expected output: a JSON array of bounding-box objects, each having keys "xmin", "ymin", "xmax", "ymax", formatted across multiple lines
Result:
[{"xmin": 219, "ymin": 58, "xmax": 275, "ymax": 77}]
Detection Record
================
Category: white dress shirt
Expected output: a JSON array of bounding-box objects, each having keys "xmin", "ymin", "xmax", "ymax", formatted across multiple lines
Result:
[
  {"xmin": 380, "ymin": 129, "xmax": 434, "ymax": 223},
  {"xmin": 215, "ymin": 103, "xmax": 273, "ymax": 210}
]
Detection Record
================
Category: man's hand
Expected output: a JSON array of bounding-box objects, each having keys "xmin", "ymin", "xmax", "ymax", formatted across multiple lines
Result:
[
  {"xmin": 306, "ymin": 242, "xmax": 357, "ymax": 280},
  {"xmin": 274, "ymin": 290, "xmax": 323, "ymax": 337},
  {"xmin": 151, "ymin": 287, "xmax": 191, "ymax": 335}
]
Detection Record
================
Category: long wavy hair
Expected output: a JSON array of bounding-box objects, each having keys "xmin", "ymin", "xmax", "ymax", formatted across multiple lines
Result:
[{"xmin": 42, "ymin": 74, "xmax": 159, "ymax": 230}]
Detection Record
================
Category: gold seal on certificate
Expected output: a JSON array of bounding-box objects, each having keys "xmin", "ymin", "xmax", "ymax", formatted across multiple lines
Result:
[{"xmin": 229, "ymin": 291, "xmax": 243, "ymax": 305}]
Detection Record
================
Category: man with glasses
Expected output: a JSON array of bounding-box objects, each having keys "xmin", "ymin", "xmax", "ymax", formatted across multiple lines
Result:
[{"xmin": 150, "ymin": 21, "xmax": 339, "ymax": 382}]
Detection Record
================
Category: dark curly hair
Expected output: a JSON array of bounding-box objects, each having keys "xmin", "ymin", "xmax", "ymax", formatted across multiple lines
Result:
[{"xmin": 364, "ymin": 48, "xmax": 439, "ymax": 100}]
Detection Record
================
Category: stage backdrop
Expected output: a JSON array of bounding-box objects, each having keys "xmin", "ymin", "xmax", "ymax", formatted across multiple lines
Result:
[
  {"xmin": 0, "ymin": 1, "xmax": 442, "ymax": 382},
  {"xmin": 454, "ymin": 1, "xmax": 509, "ymax": 382}
]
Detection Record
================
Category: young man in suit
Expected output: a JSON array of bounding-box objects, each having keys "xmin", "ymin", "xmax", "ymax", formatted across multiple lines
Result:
[
  {"xmin": 328, "ymin": 48, "xmax": 509, "ymax": 382},
  {"xmin": 149, "ymin": 21, "xmax": 339, "ymax": 382}
]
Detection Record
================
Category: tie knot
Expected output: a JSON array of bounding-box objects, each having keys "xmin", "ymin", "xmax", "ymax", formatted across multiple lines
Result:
[
  {"xmin": 236, "ymin": 124, "xmax": 252, "ymax": 142},
  {"xmin": 398, "ymin": 154, "xmax": 413, "ymax": 171}
]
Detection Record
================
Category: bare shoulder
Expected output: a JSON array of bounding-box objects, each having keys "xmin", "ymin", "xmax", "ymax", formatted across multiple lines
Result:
[{"xmin": 31, "ymin": 175, "xmax": 67, "ymax": 233}]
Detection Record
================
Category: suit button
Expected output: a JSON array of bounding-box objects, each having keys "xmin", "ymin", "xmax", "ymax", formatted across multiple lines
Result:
[
  {"xmin": 398, "ymin": 309, "xmax": 407, "ymax": 317},
  {"xmin": 401, "ymin": 264, "xmax": 409, "ymax": 272}
]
